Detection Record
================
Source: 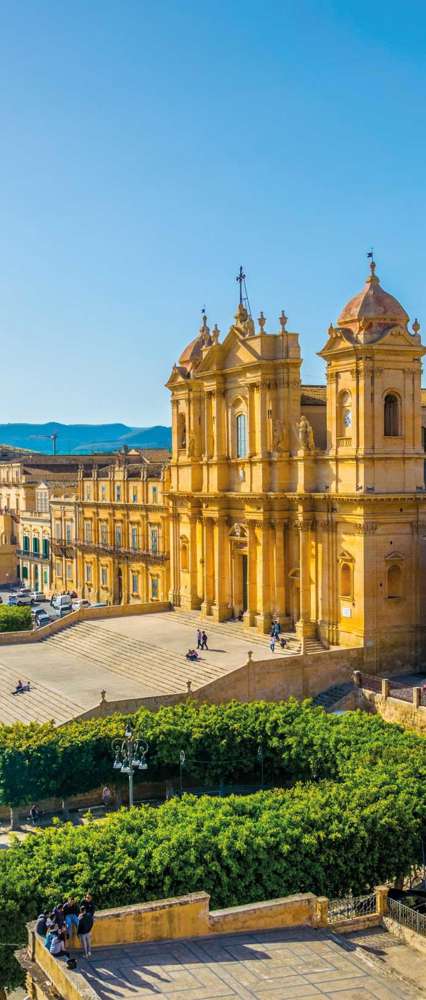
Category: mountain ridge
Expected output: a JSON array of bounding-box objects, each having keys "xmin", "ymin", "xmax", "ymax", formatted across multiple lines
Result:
[{"xmin": 0, "ymin": 422, "xmax": 172, "ymax": 455}]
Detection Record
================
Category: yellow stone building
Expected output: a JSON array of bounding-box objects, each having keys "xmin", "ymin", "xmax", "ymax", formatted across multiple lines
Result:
[
  {"xmin": 166, "ymin": 263, "xmax": 426, "ymax": 671},
  {"xmin": 51, "ymin": 452, "xmax": 170, "ymax": 603}
]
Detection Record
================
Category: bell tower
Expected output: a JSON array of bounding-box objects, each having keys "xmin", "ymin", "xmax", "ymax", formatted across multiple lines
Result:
[{"xmin": 319, "ymin": 260, "xmax": 425, "ymax": 493}]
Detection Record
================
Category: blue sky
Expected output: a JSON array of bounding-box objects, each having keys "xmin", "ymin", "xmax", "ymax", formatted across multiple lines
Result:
[{"xmin": 1, "ymin": 0, "xmax": 425, "ymax": 425}]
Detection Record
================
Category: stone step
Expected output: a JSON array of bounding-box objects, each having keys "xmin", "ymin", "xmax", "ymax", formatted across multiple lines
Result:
[
  {"xmin": 312, "ymin": 681, "xmax": 354, "ymax": 711},
  {"xmin": 0, "ymin": 660, "xmax": 84, "ymax": 725},
  {"xmin": 44, "ymin": 623, "xmax": 229, "ymax": 693}
]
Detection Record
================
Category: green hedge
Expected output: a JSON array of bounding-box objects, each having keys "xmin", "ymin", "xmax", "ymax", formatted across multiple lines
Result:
[
  {"xmin": 0, "ymin": 702, "xmax": 426, "ymax": 984},
  {"xmin": 1, "ymin": 698, "xmax": 426, "ymax": 807},
  {"xmin": 1, "ymin": 702, "xmax": 426, "ymax": 990},
  {"xmin": 0, "ymin": 605, "xmax": 32, "ymax": 632},
  {"xmin": 0, "ymin": 699, "xmax": 383, "ymax": 806}
]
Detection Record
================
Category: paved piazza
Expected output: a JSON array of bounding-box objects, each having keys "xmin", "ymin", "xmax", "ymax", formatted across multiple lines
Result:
[
  {"xmin": 0, "ymin": 611, "xmax": 292, "ymax": 725},
  {"xmin": 72, "ymin": 927, "xmax": 419, "ymax": 999}
]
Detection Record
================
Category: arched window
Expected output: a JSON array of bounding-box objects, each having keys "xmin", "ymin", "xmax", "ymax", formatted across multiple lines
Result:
[
  {"xmin": 180, "ymin": 536, "xmax": 189, "ymax": 572},
  {"xmin": 340, "ymin": 562, "xmax": 352, "ymax": 598},
  {"xmin": 384, "ymin": 393, "xmax": 400, "ymax": 437},
  {"xmin": 178, "ymin": 412, "xmax": 186, "ymax": 449},
  {"xmin": 236, "ymin": 413, "xmax": 247, "ymax": 458},
  {"xmin": 387, "ymin": 563, "xmax": 402, "ymax": 599}
]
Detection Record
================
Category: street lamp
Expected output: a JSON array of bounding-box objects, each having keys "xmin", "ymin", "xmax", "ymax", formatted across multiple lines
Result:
[
  {"xmin": 111, "ymin": 721, "xmax": 148, "ymax": 808},
  {"xmin": 257, "ymin": 744, "xmax": 264, "ymax": 789}
]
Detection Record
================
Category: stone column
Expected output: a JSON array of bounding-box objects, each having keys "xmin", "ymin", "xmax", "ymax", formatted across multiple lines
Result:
[
  {"xmin": 244, "ymin": 521, "xmax": 257, "ymax": 627},
  {"xmin": 296, "ymin": 517, "xmax": 316, "ymax": 639},
  {"xmin": 255, "ymin": 522, "xmax": 272, "ymax": 633},
  {"xmin": 212, "ymin": 517, "xmax": 228, "ymax": 621},
  {"xmin": 201, "ymin": 517, "xmax": 214, "ymax": 615},
  {"xmin": 189, "ymin": 516, "xmax": 200, "ymax": 609},
  {"xmin": 274, "ymin": 520, "xmax": 286, "ymax": 624},
  {"xmin": 248, "ymin": 384, "xmax": 257, "ymax": 457},
  {"xmin": 171, "ymin": 400, "xmax": 179, "ymax": 458}
]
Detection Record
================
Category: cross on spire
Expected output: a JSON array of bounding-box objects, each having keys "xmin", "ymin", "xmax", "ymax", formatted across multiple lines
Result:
[
  {"xmin": 367, "ymin": 248, "xmax": 376, "ymax": 277},
  {"xmin": 236, "ymin": 266, "xmax": 246, "ymax": 305}
]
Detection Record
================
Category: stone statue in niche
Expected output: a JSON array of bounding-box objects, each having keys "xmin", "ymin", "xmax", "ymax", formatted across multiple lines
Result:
[
  {"xmin": 272, "ymin": 419, "xmax": 287, "ymax": 453},
  {"xmin": 297, "ymin": 415, "xmax": 315, "ymax": 451}
]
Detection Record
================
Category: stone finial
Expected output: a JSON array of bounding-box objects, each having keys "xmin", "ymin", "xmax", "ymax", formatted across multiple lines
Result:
[
  {"xmin": 211, "ymin": 324, "xmax": 220, "ymax": 344},
  {"xmin": 258, "ymin": 311, "xmax": 266, "ymax": 332},
  {"xmin": 279, "ymin": 310, "xmax": 288, "ymax": 331},
  {"xmin": 412, "ymin": 317, "xmax": 421, "ymax": 335},
  {"xmin": 186, "ymin": 679, "xmax": 192, "ymax": 694}
]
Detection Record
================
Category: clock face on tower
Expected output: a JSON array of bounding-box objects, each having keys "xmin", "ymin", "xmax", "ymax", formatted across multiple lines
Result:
[{"xmin": 343, "ymin": 408, "xmax": 352, "ymax": 428}]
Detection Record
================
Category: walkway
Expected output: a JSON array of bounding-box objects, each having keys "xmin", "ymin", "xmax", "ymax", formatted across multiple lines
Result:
[{"xmin": 73, "ymin": 925, "xmax": 420, "ymax": 999}]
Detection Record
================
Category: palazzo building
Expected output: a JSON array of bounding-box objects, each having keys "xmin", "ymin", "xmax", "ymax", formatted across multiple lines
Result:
[
  {"xmin": 166, "ymin": 262, "xmax": 426, "ymax": 671},
  {"xmin": 51, "ymin": 451, "xmax": 170, "ymax": 604}
]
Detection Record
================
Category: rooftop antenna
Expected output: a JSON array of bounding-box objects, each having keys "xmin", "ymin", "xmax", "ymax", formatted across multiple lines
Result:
[{"xmin": 236, "ymin": 265, "xmax": 252, "ymax": 316}]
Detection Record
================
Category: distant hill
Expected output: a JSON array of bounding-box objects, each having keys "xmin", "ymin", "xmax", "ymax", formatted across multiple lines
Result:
[{"xmin": 0, "ymin": 422, "xmax": 172, "ymax": 455}]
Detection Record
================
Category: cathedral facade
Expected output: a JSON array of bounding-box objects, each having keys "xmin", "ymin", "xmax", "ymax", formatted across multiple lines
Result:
[{"xmin": 166, "ymin": 263, "xmax": 426, "ymax": 672}]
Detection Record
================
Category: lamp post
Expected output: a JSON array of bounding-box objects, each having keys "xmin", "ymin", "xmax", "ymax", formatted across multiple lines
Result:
[
  {"xmin": 112, "ymin": 721, "xmax": 148, "ymax": 807},
  {"xmin": 257, "ymin": 744, "xmax": 264, "ymax": 789}
]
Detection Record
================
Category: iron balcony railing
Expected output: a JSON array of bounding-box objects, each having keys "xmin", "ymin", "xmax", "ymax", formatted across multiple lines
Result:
[
  {"xmin": 388, "ymin": 897, "xmax": 426, "ymax": 937},
  {"xmin": 328, "ymin": 893, "xmax": 377, "ymax": 921},
  {"xmin": 76, "ymin": 539, "xmax": 168, "ymax": 562},
  {"xmin": 17, "ymin": 548, "xmax": 49, "ymax": 561}
]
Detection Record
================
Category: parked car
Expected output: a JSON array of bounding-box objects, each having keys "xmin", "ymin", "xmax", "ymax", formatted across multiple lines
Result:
[
  {"xmin": 30, "ymin": 591, "xmax": 45, "ymax": 603},
  {"xmin": 72, "ymin": 598, "xmax": 91, "ymax": 611},
  {"xmin": 33, "ymin": 608, "xmax": 51, "ymax": 628},
  {"xmin": 6, "ymin": 594, "xmax": 17, "ymax": 606},
  {"xmin": 15, "ymin": 587, "xmax": 32, "ymax": 597},
  {"xmin": 91, "ymin": 602, "xmax": 107, "ymax": 608},
  {"xmin": 16, "ymin": 594, "xmax": 33, "ymax": 606},
  {"xmin": 51, "ymin": 594, "xmax": 73, "ymax": 613}
]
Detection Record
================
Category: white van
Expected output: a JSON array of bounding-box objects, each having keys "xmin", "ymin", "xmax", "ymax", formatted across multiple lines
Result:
[{"xmin": 51, "ymin": 594, "xmax": 73, "ymax": 614}]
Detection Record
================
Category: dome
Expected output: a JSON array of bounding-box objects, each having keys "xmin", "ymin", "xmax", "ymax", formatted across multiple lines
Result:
[
  {"xmin": 337, "ymin": 262, "xmax": 409, "ymax": 335},
  {"xmin": 178, "ymin": 314, "xmax": 212, "ymax": 373}
]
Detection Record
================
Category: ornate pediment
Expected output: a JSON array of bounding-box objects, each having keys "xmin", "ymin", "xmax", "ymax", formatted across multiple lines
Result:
[
  {"xmin": 198, "ymin": 327, "xmax": 260, "ymax": 374},
  {"xmin": 337, "ymin": 548, "xmax": 355, "ymax": 564},
  {"xmin": 229, "ymin": 522, "xmax": 248, "ymax": 539},
  {"xmin": 384, "ymin": 550, "xmax": 405, "ymax": 561}
]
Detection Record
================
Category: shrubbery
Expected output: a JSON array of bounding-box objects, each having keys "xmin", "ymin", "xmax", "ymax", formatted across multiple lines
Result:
[
  {"xmin": 1, "ymin": 698, "xmax": 426, "ymax": 805},
  {"xmin": 1, "ymin": 701, "xmax": 425, "ymax": 992},
  {"xmin": 0, "ymin": 605, "xmax": 32, "ymax": 632}
]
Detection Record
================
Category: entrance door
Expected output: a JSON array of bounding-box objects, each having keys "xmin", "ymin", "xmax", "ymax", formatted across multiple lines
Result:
[
  {"xmin": 242, "ymin": 554, "xmax": 248, "ymax": 612},
  {"xmin": 117, "ymin": 568, "xmax": 123, "ymax": 604}
]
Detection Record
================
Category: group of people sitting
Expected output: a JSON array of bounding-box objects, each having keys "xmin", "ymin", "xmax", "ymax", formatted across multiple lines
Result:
[
  {"xmin": 36, "ymin": 892, "xmax": 95, "ymax": 960},
  {"xmin": 12, "ymin": 679, "xmax": 31, "ymax": 695}
]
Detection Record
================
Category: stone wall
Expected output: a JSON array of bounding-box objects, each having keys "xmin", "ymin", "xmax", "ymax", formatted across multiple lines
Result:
[
  {"xmin": 0, "ymin": 600, "xmax": 170, "ymax": 645},
  {"xmin": 357, "ymin": 687, "xmax": 426, "ymax": 734}
]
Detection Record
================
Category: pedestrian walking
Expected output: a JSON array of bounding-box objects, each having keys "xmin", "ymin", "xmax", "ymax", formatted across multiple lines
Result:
[
  {"xmin": 77, "ymin": 905, "xmax": 94, "ymax": 958},
  {"xmin": 270, "ymin": 637, "xmax": 275, "ymax": 653},
  {"xmin": 196, "ymin": 629, "xmax": 202, "ymax": 649},
  {"xmin": 201, "ymin": 631, "xmax": 208, "ymax": 650}
]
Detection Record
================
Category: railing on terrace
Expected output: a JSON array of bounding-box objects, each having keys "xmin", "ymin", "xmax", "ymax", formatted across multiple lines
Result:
[
  {"xmin": 388, "ymin": 897, "xmax": 426, "ymax": 937},
  {"xmin": 328, "ymin": 893, "xmax": 377, "ymax": 922},
  {"xmin": 358, "ymin": 672, "xmax": 426, "ymax": 706}
]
